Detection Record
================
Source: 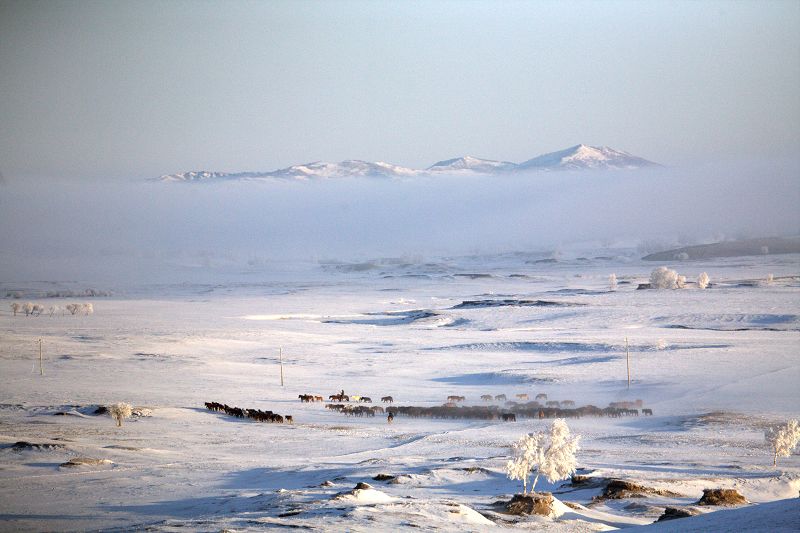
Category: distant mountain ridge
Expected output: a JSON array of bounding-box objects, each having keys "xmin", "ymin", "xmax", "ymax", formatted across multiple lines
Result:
[{"xmin": 158, "ymin": 144, "xmax": 659, "ymax": 182}]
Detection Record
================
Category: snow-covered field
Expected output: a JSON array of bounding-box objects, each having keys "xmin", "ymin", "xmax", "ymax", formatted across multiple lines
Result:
[{"xmin": 1, "ymin": 252, "xmax": 798, "ymax": 531}]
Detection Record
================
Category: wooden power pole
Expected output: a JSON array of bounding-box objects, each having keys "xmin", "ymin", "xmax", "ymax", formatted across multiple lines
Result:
[
  {"xmin": 625, "ymin": 337, "xmax": 630, "ymax": 389},
  {"xmin": 38, "ymin": 338, "xmax": 43, "ymax": 376},
  {"xmin": 279, "ymin": 347, "xmax": 284, "ymax": 386}
]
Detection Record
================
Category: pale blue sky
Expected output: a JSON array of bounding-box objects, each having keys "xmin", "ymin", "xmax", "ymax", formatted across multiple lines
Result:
[{"xmin": 1, "ymin": 0, "xmax": 799, "ymax": 180}]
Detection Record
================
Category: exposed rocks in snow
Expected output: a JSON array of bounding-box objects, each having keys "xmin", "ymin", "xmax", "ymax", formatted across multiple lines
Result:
[
  {"xmin": 505, "ymin": 492, "xmax": 556, "ymax": 516},
  {"xmin": 595, "ymin": 479, "xmax": 680, "ymax": 501},
  {"xmin": 451, "ymin": 299, "xmax": 584, "ymax": 309},
  {"xmin": 332, "ymin": 482, "xmax": 395, "ymax": 504},
  {"xmin": 657, "ymin": 506, "xmax": 703, "ymax": 521},
  {"xmin": 10, "ymin": 441, "xmax": 66, "ymax": 451},
  {"xmin": 372, "ymin": 473, "xmax": 396, "ymax": 482},
  {"xmin": 60, "ymin": 457, "xmax": 113, "ymax": 467},
  {"xmin": 570, "ymin": 473, "xmax": 605, "ymax": 489},
  {"xmin": 697, "ymin": 488, "xmax": 748, "ymax": 506}
]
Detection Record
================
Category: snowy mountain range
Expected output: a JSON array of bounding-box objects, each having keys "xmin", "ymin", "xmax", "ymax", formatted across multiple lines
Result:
[{"xmin": 158, "ymin": 144, "xmax": 659, "ymax": 182}]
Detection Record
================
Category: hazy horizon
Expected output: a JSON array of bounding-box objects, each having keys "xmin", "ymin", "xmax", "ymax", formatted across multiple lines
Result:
[{"xmin": 1, "ymin": 162, "xmax": 798, "ymax": 283}]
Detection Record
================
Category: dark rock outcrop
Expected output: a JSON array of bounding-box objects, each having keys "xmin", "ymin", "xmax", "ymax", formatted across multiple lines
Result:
[
  {"xmin": 657, "ymin": 506, "xmax": 702, "ymax": 521},
  {"xmin": 697, "ymin": 488, "xmax": 747, "ymax": 506},
  {"xmin": 506, "ymin": 492, "xmax": 555, "ymax": 516}
]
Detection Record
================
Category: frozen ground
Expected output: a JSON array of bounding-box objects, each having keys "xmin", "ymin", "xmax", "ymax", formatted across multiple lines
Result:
[{"xmin": 1, "ymin": 251, "xmax": 798, "ymax": 531}]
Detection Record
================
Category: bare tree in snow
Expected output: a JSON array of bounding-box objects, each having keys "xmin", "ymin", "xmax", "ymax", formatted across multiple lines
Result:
[
  {"xmin": 109, "ymin": 403, "xmax": 133, "ymax": 427},
  {"xmin": 766, "ymin": 419, "xmax": 800, "ymax": 467},
  {"xmin": 697, "ymin": 272, "xmax": 709, "ymax": 289},
  {"xmin": 506, "ymin": 419, "xmax": 580, "ymax": 494}
]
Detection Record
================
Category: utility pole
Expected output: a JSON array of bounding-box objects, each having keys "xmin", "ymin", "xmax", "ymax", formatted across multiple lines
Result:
[
  {"xmin": 38, "ymin": 338, "xmax": 44, "ymax": 376},
  {"xmin": 279, "ymin": 347, "xmax": 284, "ymax": 387},
  {"xmin": 625, "ymin": 337, "xmax": 630, "ymax": 389}
]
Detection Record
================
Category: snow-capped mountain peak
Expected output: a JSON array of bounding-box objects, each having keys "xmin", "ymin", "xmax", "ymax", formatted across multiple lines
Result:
[
  {"xmin": 266, "ymin": 160, "xmax": 420, "ymax": 180},
  {"xmin": 426, "ymin": 155, "xmax": 517, "ymax": 174},
  {"xmin": 157, "ymin": 144, "xmax": 659, "ymax": 181},
  {"xmin": 158, "ymin": 170, "xmax": 231, "ymax": 182},
  {"xmin": 519, "ymin": 144, "xmax": 659, "ymax": 171}
]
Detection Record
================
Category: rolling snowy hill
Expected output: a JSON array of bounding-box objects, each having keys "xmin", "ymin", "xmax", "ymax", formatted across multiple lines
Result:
[
  {"xmin": 425, "ymin": 155, "xmax": 518, "ymax": 174},
  {"xmin": 157, "ymin": 144, "xmax": 659, "ymax": 182},
  {"xmin": 518, "ymin": 144, "xmax": 660, "ymax": 171}
]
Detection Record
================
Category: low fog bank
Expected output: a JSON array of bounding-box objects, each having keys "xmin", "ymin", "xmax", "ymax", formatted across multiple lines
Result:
[{"xmin": 0, "ymin": 162, "xmax": 797, "ymax": 283}]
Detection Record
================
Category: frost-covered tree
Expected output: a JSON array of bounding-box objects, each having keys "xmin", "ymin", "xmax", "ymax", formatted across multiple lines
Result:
[
  {"xmin": 697, "ymin": 272, "xmax": 710, "ymax": 289},
  {"xmin": 81, "ymin": 303, "xmax": 93, "ymax": 315},
  {"xmin": 675, "ymin": 275, "xmax": 686, "ymax": 289},
  {"xmin": 506, "ymin": 419, "xmax": 580, "ymax": 494},
  {"xmin": 10, "ymin": 302, "xmax": 21, "ymax": 316},
  {"xmin": 766, "ymin": 419, "xmax": 800, "ymax": 467},
  {"xmin": 649, "ymin": 267, "xmax": 683, "ymax": 289},
  {"xmin": 31, "ymin": 303, "xmax": 44, "ymax": 316},
  {"xmin": 66, "ymin": 303, "xmax": 79, "ymax": 315},
  {"xmin": 22, "ymin": 302, "xmax": 34, "ymax": 316},
  {"xmin": 109, "ymin": 402, "xmax": 132, "ymax": 427},
  {"xmin": 609, "ymin": 273, "xmax": 617, "ymax": 291},
  {"xmin": 48, "ymin": 305, "xmax": 59, "ymax": 317},
  {"xmin": 506, "ymin": 432, "xmax": 544, "ymax": 495}
]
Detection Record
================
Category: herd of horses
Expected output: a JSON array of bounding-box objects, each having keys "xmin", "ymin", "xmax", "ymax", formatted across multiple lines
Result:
[
  {"xmin": 204, "ymin": 401, "xmax": 292, "ymax": 424},
  {"xmin": 203, "ymin": 392, "xmax": 653, "ymax": 426},
  {"xmin": 384, "ymin": 403, "xmax": 652, "ymax": 421},
  {"xmin": 318, "ymin": 392, "xmax": 394, "ymax": 404}
]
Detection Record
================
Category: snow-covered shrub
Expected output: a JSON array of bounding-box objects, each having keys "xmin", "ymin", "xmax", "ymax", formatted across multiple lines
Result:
[
  {"xmin": 697, "ymin": 272, "xmax": 709, "ymax": 289},
  {"xmin": 655, "ymin": 339, "xmax": 667, "ymax": 350},
  {"xmin": 766, "ymin": 419, "xmax": 800, "ymax": 467},
  {"xmin": 767, "ymin": 273, "xmax": 774, "ymax": 285},
  {"xmin": 506, "ymin": 419, "xmax": 580, "ymax": 494},
  {"xmin": 675, "ymin": 275, "xmax": 686, "ymax": 289},
  {"xmin": 109, "ymin": 402, "xmax": 132, "ymax": 427},
  {"xmin": 609, "ymin": 273, "xmax": 617, "ymax": 291},
  {"xmin": 649, "ymin": 267, "xmax": 683, "ymax": 289}
]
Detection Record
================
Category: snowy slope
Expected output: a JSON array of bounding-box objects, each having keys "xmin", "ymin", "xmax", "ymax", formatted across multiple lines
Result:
[
  {"xmin": 158, "ymin": 161, "xmax": 420, "ymax": 182},
  {"xmin": 426, "ymin": 155, "xmax": 518, "ymax": 174},
  {"xmin": 0, "ymin": 253, "xmax": 798, "ymax": 531},
  {"xmin": 262, "ymin": 160, "xmax": 421, "ymax": 180},
  {"xmin": 519, "ymin": 144, "xmax": 660, "ymax": 171}
]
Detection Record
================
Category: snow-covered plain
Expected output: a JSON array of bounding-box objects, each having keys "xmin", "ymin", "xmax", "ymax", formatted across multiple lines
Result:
[{"xmin": 1, "ymin": 251, "xmax": 798, "ymax": 531}]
